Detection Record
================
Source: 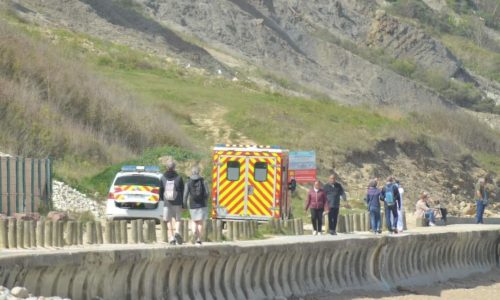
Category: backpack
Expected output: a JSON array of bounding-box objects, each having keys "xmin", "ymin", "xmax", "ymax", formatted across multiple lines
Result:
[
  {"xmin": 190, "ymin": 179, "xmax": 205, "ymax": 204},
  {"xmin": 164, "ymin": 177, "xmax": 178, "ymax": 202},
  {"xmin": 385, "ymin": 183, "xmax": 395, "ymax": 207}
]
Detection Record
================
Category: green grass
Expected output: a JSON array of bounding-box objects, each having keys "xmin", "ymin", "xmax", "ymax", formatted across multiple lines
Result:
[
  {"xmin": 474, "ymin": 152, "xmax": 500, "ymax": 175},
  {"xmin": 441, "ymin": 34, "xmax": 500, "ymax": 83},
  {"xmin": 2, "ymin": 10, "xmax": 499, "ymax": 202}
]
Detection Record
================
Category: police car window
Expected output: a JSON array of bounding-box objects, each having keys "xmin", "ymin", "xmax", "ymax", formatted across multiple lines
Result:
[
  {"xmin": 115, "ymin": 176, "xmax": 160, "ymax": 187},
  {"xmin": 254, "ymin": 162, "xmax": 267, "ymax": 182},
  {"xmin": 227, "ymin": 161, "xmax": 240, "ymax": 181}
]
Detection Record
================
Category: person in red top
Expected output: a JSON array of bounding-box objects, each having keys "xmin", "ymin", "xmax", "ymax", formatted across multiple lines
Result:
[{"xmin": 305, "ymin": 180, "xmax": 328, "ymax": 235}]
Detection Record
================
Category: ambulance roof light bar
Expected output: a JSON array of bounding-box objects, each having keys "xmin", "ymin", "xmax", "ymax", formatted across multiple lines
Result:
[
  {"xmin": 215, "ymin": 144, "xmax": 281, "ymax": 149},
  {"xmin": 121, "ymin": 165, "xmax": 160, "ymax": 172}
]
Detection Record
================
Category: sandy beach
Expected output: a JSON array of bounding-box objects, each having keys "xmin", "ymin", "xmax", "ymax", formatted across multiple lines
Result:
[{"xmin": 307, "ymin": 268, "xmax": 500, "ymax": 300}]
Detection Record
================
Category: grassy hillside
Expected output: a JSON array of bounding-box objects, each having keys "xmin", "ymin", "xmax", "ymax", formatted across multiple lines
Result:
[{"xmin": 1, "ymin": 9, "xmax": 499, "ymax": 204}]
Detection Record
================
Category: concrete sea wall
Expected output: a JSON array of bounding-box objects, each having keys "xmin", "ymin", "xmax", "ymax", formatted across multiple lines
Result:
[{"xmin": 1, "ymin": 228, "xmax": 499, "ymax": 300}]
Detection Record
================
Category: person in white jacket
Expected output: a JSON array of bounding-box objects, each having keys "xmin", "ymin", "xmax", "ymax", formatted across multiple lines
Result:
[{"xmin": 396, "ymin": 180, "xmax": 404, "ymax": 232}]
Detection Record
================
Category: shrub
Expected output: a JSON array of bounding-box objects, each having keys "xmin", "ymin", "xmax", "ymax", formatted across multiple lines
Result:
[{"xmin": 0, "ymin": 20, "xmax": 192, "ymax": 177}]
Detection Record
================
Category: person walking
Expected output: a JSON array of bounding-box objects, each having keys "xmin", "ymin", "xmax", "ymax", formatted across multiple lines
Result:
[
  {"xmin": 184, "ymin": 166, "xmax": 209, "ymax": 244},
  {"xmin": 475, "ymin": 177, "xmax": 489, "ymax": 224},
  {"xmin": 160, "ymin": 160, "xmax": 185, "ymax": 245},
  {"xmin": 323, "ymin": 174, "xmax": 347, "ymax": 235},
  {"xmin": 380, "ymin": 176, "xmax": 401, "ymax": 234},
  {"xmin": 365, "ymin": 179, "xmax": 382, "ymax": 234},
  {"xmin": 305, "ymin": 180, "xmax": 328, "ymax": 235}
]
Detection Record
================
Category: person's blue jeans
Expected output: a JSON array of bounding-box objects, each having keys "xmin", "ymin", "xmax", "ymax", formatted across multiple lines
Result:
[
  {"xmin": 385, "ymin": 204, "xmax": 398, "ymax": 231},
  {"xmin": 476, "ymin": 200, "xmax": 486, "ymax": 224},
  {"xmin": 424, "ymin": 210, "xmax": 435, "ymax": 224},
  {"xmin": 369, "ymin": 207, "xmax": 381, "ymax": 232}
]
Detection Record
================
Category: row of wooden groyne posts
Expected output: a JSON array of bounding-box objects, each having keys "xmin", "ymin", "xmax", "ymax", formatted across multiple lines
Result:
[{"xmin": 0, "ymin": 212, "xmax": 404, "ymax": 249}]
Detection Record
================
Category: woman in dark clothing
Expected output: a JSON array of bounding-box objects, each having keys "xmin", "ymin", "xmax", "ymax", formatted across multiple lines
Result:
[{"xmin": 365, "ymin": 179, "xmax": 382, "ymax": 234}]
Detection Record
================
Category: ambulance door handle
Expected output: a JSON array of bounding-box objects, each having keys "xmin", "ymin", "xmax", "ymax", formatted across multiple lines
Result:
[{"xmin": 248, "ymin": 185, "xmax": 254, "ymax": 196}]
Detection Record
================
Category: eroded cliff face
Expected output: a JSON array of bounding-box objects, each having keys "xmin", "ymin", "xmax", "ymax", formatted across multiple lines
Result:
[{"xmin": 11, "ymin": 0, "xmax": 492, "ymax": 109}]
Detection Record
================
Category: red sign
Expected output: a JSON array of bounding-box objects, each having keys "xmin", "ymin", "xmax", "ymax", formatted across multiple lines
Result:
[{"xmin": 289, "ymin": 169, "xmax": 317, "ymax": 183}]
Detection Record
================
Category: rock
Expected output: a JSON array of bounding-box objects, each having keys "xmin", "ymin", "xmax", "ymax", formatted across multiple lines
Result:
[
  {"xmin": 46, "ymin": 211, "xmax": 69, "ymax": 222},
  {"xmin": 13, "ymin": 213, "xmax": 40, "ymax": 221},
  {"xmin": 463, "ymin": 204, "xmax": 475, "ymax": 216},
  {"xmin": 11, "ymin": 287, "xmax": 29, "ymax": 298}
]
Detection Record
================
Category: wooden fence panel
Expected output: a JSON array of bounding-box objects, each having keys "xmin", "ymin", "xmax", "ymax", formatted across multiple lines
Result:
[{"xmin": 0, "ymin": 157, "xmax": 51, "ymax": 216}]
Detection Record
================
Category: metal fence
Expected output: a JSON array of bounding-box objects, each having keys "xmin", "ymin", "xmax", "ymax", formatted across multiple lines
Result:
[{"xmin": 0, "ymin": 156, "xmax": 52, "ymax": 216}]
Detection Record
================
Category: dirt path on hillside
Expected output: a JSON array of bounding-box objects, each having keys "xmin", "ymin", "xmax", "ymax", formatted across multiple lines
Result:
[{"xmin": 190, "ymin": 105, "xmax": 255, "ymax": 145}]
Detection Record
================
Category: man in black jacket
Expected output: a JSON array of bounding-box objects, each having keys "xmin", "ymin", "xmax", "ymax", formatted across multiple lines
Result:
[
  {"xmin": 323, "ymin": 174, "xmax": 347, "ymax": 235},
  {"xmin": 159, "ymin": 160, "xmax": 184, "ymax": 244}
]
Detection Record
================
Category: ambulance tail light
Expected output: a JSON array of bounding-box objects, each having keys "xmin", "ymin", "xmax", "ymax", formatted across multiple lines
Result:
[{"xmin": 108, "ymin": 192, "xmax": 115, "ymax": 200}]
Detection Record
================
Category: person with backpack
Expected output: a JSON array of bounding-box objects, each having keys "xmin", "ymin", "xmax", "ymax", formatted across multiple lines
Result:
[
  {"xmin": 323, "ymin": 174, "xmax": 347, "ymax": 235},
  {"xmin": 183, "ymin": 166, "xmax": 209, "ymax": 244},
  {"xmin": 159, "ymin": 160, "xmax": 184, "ymax": 245},
  {"xmin": 380, "ymin": 176, "xmax": 401, "ymax": 234},
  {"xmin": 365, "ymin": 179, "xmax": 382, "ymax": 234}
]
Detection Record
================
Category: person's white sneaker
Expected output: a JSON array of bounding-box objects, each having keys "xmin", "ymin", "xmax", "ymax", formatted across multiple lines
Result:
[
  {"xmin": 429, "ymin": 222, "xmax": 436, "ymax": 226},
  {"xmin": 312, "ymin": 230, "xmax": 317, "ymax": 235}
]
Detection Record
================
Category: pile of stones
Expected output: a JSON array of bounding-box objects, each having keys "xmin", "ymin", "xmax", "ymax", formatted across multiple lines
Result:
[
  {"xmin": 0, "ymin": 286, "xmax": 70, "ymax": 300},
  {"xmin": 51, "ymin": 180, "xmax": 103, "ymax": 219}
]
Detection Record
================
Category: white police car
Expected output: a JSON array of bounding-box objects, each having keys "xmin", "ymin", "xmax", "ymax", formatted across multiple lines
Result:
[{"xmin": 105, "ymin": 165, "xmax": 164, "ymax": 223}]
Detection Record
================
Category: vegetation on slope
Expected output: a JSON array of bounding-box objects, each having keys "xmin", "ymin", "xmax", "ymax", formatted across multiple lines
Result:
[
  {"xmin": 0, "ymin": 18, "xmax": 191, "ymax": 181},
  {"xmin": 0, "ymin": 9, "xmax": 499, "ymax": 201}
]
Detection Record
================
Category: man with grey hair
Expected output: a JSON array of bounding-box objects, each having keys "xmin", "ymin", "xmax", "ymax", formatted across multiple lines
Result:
[
  {"xmin": 184, "ymin": 166, "xmax": 209, "ymax": 244},
  {"xmin": 323, "ymin": 174, "xmax": 347, "ymax": 235},
  {"xmin": 160, "ymin": 160, "xmax": 184, "ymax": 244}
]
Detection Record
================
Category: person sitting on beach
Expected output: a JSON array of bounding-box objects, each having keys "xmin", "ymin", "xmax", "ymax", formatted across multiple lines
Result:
[{"xmin": 415, "ymin": 192, "xmax": 436, "ymax": 226}]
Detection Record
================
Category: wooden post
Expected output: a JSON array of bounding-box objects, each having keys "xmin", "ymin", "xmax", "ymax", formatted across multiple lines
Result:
[
  {"xmin": 105, "ymin": 221, "xmax": 113, "ymax": 244},
  {"xmin": 354, "ymin": 214, "xmax": 361, "ymax": 232},
  {"xmin": 36, "ymin": 219, "xmax": 45, "ymax": 248},
  {"xmin": 23, "ymin": 220, "xmax": 31, "ymax": 248},
  {"xmin": 17, "ymin": 220, "xmax": 24, "ymax": 248},
  {"xmin": 44, "ymin": 220, "xmax": 52, "ymax": 247},
  {"xmin": 161, "ymin": 220, "xmax": 168, "ymax": 243},
  {"xmin": 77, "ymin": 221, "xmax": 83, "ymax": 245},
  {"xmin": 120, "ymin": 221, "xmax": 127, "ymax": 244},
  {"xmin": 0, "ymin": 219, "xmax": 7, "ymax": 248},
  {"xmin": 96, "ymin": 221, "xmax": 103, "ymax": 244},
  {"xmin": 131, "ymin": 220, "xmax": 138, "ymax": 243},
  {"xmin": 137, "ymin": 219, "xmax": 144, "ymax": 243},
  {"xmin": 216, "ymin": 220, "xmax": 223, "ymax": 242},
  {"xmin": 86, "ymin": 222, "xmax": 95, "ymax": 245},
  {"xmin": 7, "ymin": 218, "xmax": 16, "ymax": 248},
  {"xmin": 51, "ymin": 221, "xmax": 58, "ymax": 247},
  {"xmin": 29, "ymin": 220, "xmax": 36, "ymax": 247},
  {"xmin": 202, "ymin": 219, "xmax": 210, "ymax": 242},
  {"xmin": 227, "ymin": 222, "xmax": 234, "ymax": 241},
  {"xmin": 65, "ymin": 221, "xmax": 75, "ymax": 246},
  {"xmin": 183, "ymin": 219, "xmax": 189, "ymax": 243},
  {"xmin": 210, "ymin": 220, "xmax": 217, "ymax": 241},
  {"xmin": 114, "ymin": 221, "xmax": 122, "ymax": 244}
]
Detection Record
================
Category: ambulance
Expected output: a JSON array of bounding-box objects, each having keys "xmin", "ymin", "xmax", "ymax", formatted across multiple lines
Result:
[{"xmin": 211, "ymin": 144, "xmax": 291, "ymax": 221}]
